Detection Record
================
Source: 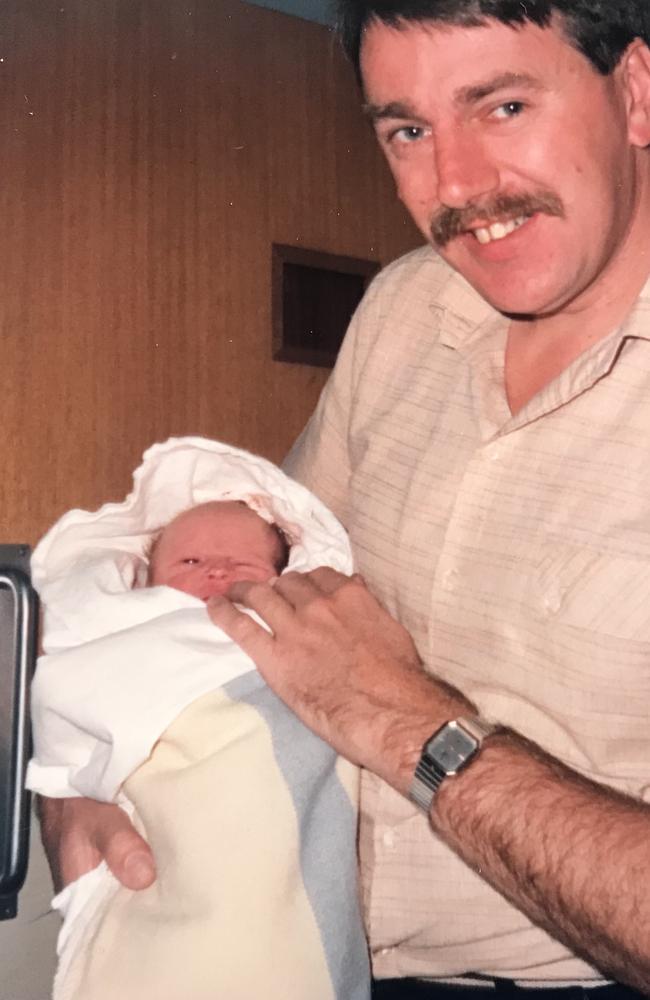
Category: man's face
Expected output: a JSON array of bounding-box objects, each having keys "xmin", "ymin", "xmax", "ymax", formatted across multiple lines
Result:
[
  {"xmin": 150, "ymin": 501, "xmax": 281, "ymax": 601},
  {"xmin": 361, "ymin": 16, "xmax": 644, "ymax": 317}
]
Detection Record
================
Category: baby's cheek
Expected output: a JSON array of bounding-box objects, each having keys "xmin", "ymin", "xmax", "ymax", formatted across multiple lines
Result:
[{"xmin": 168, "ymin": 569, "xmax": 199, "ymax": 594}]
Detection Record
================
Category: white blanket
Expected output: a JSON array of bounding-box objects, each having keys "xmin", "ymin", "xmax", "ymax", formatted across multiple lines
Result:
[
  {"xmin": 28, "ymin": 436, "xmax": 353, "ymax": 800},
  {"xmin": 27, "ymin": 437, "xmax": 370, "ymax": 1000}
]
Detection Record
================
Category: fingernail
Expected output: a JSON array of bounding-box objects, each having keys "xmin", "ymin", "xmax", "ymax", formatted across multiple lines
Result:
[{"xmin": 124, "ymin": 853, "xmax": 155, "ymax": 887}]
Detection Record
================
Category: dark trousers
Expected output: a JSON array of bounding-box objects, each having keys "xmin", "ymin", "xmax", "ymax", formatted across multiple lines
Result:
[{"xmin": 372, "ymin": 979, "xmax": 646, "ymax": 1000}]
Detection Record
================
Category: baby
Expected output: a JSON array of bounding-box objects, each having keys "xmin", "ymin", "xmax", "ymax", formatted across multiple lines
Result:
[
  {"xmin": 27, "ymin": 436, "xmax": 370, "ymax": 1000},
  {"xmin": 146, "ymin": 499, "xmax": 290, "ymax": 600}
]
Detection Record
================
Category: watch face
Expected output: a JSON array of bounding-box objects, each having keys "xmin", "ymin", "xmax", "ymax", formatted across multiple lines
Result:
[{"xmin": 426, "ymin": 723, "xmax": 478, "ymax": 774}]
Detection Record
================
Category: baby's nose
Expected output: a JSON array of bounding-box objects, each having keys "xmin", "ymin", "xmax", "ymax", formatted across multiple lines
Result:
[{"xmin": 205, "ymin": 560, "xmax": 231, "ymax": 578}]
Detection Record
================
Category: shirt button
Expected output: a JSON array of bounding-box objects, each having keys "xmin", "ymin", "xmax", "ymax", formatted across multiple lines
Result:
[
  {"xmin": 382, "ymin": 829, "xmax": 395, "ymax": 849},
  {"xmin": 544, "ymin": 587, "xmax": 562, "ymax": 614}
]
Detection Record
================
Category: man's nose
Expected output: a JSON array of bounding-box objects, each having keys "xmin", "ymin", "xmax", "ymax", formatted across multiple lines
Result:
[{"xmin": 433, "ymin": 127, "xmax": 500, "ymax": 210}]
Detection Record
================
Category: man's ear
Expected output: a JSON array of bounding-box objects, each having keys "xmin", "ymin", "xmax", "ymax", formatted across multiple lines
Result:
[{"xmin": 621, "ymin": 40, "xmax": 650, "ymax": 147}]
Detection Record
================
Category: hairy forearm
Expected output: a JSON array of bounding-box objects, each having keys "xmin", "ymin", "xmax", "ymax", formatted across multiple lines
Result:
[
  {"xmin": 375, "ymin": 663, "xmax": 650, "ymax": 988},
  {"xmin": 430, "ymin": 727, "xmax": 650, "ymax": 992}
]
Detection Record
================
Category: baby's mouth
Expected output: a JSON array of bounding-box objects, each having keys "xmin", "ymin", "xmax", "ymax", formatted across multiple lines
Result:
[{"xmin": 470, "ymin": 215, "xmax": 528, "ymax": 245}]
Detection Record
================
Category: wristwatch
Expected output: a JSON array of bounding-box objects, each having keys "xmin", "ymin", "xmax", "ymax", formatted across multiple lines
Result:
[{"xmin": 409, "ymin": 716, "xmax": 498, "ymax": 813}]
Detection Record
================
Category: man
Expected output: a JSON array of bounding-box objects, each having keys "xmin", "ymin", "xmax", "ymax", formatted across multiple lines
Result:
[{"xmin": 42, "ymin": 2, "xmax": 650, "ymax": 996}]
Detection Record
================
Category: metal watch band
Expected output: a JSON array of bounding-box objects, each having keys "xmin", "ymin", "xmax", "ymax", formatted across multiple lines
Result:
[
  {"xmin": 409, "ymin": 716, "xmax": 497, "ymax": 814},
  {"xmin": 410, "ymin": 758, "xmax": 446, "ymax": 812}
]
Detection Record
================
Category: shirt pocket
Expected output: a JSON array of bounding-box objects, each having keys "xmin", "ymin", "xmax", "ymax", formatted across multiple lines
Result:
[{"xmin": 537, "ymin": 546, "xmax": 650, "ymax": 642}]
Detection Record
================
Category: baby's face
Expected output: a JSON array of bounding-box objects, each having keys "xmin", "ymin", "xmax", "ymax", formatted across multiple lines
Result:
[{"xmin": 149, "ymin": 501, "xmax": 282, "ymax": 601}]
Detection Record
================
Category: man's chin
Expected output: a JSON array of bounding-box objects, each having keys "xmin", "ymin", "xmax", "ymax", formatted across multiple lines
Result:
[
  {"xmin": 440, "ymin": 259, "xmax": 563, "ymax": 320},
  {"xmin": 478, "ymin": 287, "xmax": 567, "ymax": 321}
]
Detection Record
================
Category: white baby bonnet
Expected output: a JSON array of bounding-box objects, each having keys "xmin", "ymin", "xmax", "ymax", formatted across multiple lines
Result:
[{"xmin": 31, "ymin": 436, "xmax": 353, "ymax": 653}]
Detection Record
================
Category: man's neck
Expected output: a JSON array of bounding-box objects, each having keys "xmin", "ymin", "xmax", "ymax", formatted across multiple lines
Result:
[{"xmin": 504, "ymin": 281, "xmax": 646, "ymax": 413}]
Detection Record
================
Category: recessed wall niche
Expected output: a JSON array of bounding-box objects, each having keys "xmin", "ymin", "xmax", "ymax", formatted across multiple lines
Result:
[{"xmin": 272, "ymin": 244, "xmax": 380, "ymax": 368}]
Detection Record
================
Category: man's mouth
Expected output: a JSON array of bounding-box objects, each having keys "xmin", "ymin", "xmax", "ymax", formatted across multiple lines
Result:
[
  {"xmin": 471, "ymin": 215, "xmax": 528, "ymax": 245},
  {"xmin": 431, "ymin": 190, "xmax": 564, "ymax": 249}
]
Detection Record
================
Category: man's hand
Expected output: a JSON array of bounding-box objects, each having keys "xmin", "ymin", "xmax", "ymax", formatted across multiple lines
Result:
[
  {"xmin": 208, "ymin": 568, "xmax": 470, "ymax": 792},
  {"xmin": 209, "ymin": 568, "xmax": 650, "ymax": 991},
  {"xmin": 38, "ymin": 796, "xmax": 156, "ymax": 894}
]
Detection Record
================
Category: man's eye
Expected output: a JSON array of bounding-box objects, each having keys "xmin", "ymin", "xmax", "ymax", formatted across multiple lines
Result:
[
  {"xmin": 378, "ymin": 125, "xmax": 426, "ymax": 146},
  {"xmin": 388, "ymin": 125, "xmax": 426, "ymax": 144},
  {"xmin": 492, "ymin": 100, "xmax": 525, "ymax": 120},
  {"xmin": 182, "ymin": 558, "xmax": 200, "ymax": 565}
]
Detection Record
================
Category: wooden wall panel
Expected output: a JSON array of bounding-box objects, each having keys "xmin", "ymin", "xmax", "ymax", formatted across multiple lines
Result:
[{"xmin": 0, "ymin": 0, "xmax": 419, "ymax": 545}]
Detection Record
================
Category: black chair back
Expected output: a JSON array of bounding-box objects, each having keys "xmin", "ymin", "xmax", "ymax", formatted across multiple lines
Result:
[{"xmin": 0, "ymin": 545, "xmax": 38, "ymax": 919}]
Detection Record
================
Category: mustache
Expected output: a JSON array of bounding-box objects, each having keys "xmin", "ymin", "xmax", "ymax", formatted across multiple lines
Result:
[{"xmin": 430, "ymin": 191, "xmax": 565, "ymax": 247}]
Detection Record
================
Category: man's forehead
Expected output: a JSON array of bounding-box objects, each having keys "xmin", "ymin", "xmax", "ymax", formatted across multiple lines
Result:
[
  {"xmin": 363, "ymin": 70, "xmax": 542, "ymax": 123},
  {"xmin": 359, "ymin": 14, "xmax": 571, "ymax": 102}
]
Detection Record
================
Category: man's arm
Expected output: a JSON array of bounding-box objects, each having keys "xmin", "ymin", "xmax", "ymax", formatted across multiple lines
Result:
[
  {"xmin": 434, "ymin": 729, "xmax": 650, "ymax": 990},
  {"xmin": 208, "ymin": 569, "xmax": 650, "ymax": 994},
  {"xmin": 37, "ymin": 795, "xmax": 156, "ymax": 894}
]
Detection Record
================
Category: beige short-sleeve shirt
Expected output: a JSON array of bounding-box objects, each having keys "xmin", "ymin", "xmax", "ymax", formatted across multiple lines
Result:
[{"xmin": 285, "ymin": 246, "xmax": 650, "ymax": 983}]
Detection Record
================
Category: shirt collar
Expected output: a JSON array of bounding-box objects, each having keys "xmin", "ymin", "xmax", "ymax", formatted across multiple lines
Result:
[
  {"xmin": 428, "ymin": 266, "xmax": 650, "ymax": 438},
  {"xmin": 429, "ymin": 265, "xmax": 503, "ymax": 351}
]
